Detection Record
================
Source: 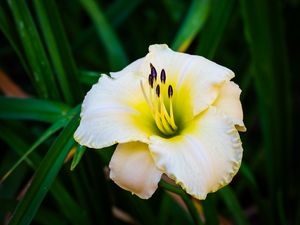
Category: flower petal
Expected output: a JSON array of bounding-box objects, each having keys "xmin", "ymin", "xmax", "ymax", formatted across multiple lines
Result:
[
  {"xmin": 213, "ymin": 81, "xmax": 246, "ymax": 132},
  {"xmin": 143, "ymin": 44, "xmax": 234, "ymax": 116},
  {"xmin": 149, "ymin": 107, "xmax": 242, "ymax": 199},
  {"xmin": 109, "ymin": 142, "xmax": 162, "ymax": 199},
  {"xmin": 74, "ymin": 70, "xmax": 157, "ymax": 149}
]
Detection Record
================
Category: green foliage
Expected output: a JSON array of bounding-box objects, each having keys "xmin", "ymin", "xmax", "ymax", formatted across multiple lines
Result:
[{"xmin": 0, "ymin": 0, "xmax": 298, "ymax": 224}]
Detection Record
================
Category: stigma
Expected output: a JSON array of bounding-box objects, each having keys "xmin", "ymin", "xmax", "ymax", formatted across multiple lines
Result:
[{"xmin": 140, "ymin": 64, "xmax": 178, "ymax": 135}]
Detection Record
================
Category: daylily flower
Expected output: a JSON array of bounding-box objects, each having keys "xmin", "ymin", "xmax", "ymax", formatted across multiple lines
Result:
[{"xmin": 74, "ymin": 44, "xmax": 246, "ymax": 200}]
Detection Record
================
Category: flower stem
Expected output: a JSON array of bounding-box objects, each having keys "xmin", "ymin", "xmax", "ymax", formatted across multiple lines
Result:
[{"xmin": 159, "ymin": 180, "xmax": 204, "ymax": 225}]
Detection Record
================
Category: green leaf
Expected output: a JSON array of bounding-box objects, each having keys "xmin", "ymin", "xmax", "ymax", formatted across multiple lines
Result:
[
  {"xmin": 33, "ymin": 0, "xmax": 83, "ymax": 105},
  {"xmin": 0, "ymin": 107, "xmax": 79, "ymax": 184},
  {"xmin": 172, "ymin": 0, "xmax": 210, "ymax": 52},
  {"xmin": 7, "ymin": 0, "xmax": 60, "ymax": 99},
  {"xmin": 159, "ymin": 180, "xmax": 204, "ymax": 225},
  {"xmin": 78, "ymin": 0, "xmax": 128, "ymax": 70},
  {"xmin": 219, "ymin": 187, "xmax": 249, "ymax": 225},
  {"xmin": 106, "ymin": 0, "xmax": 142, "ymax": 27},
  {"xmin": 79, "ymin": 70, "xmax": 101, "ymax": 85},
  {"xmin": 70, "ymin": 145, "xmax": 86, "ymax": 171},
  {"xmin": 0, "ymin": 199, "xmax": 68, "ymax": 225},
  {"xmin": 158, "ymin": 194, "xmax": 193, "ymax": 225},
  {"xmin": 0, "ymin": 4, "xmax": 30, "ymax": 75},
  {"xmin": 8, "ymin": 112, "xmax": 80, "ymax": 225},
  {"xmin": 0, "ymin": 97, "xmax": 70, "ymax": 123},
  {"xmin": 240, "ymin": 1, "xmax": 292, "ymax": 223},
  {"xmin": 196, "ymin": 0, "xmax": 236, "ymax": 59},
  {"xmin": 240, "ymin": 163, "xmax": 258, "ymax": 191},
  {"xmin": 202, "ymin": 195, "xmax": 218, "ymax": 225},
  {"xmin": 0, "ymin": 115, "xmax": 90, "ymax": 225}
]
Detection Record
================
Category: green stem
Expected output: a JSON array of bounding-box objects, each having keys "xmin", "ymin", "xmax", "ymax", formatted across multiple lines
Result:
[{"xmin": 159, "ymin": 180, "xmax": 204, "ymax": 225}]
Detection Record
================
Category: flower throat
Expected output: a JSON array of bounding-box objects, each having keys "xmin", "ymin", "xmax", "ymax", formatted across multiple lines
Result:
[{"xmin": 140, "ymin": 63, "xmax": 178, "ymax": 136}]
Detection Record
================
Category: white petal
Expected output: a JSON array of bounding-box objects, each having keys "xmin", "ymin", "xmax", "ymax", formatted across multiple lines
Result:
[
  {"xmin": 213, "ymin": 81, "xmax": 246, "ymax": 132},
  {"xmin": 143, "ymin": 44, "xmax": 234, "ymax": 116},
  {"xmin": 109, "ymin": 142, "xmax": 162, "ymax": 199},
  {"xmin": 74, "ymin": 70, "xmax": 156, "ymax": 149},
  {"xmin": 149, "ymin": 107, "xmax": 242, "ymax": 199}
]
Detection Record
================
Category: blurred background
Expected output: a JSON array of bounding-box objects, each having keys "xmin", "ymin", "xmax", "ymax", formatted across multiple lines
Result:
[{"xmin": 0, "ymin": 0, "xmax": 299, "ymax": 224}]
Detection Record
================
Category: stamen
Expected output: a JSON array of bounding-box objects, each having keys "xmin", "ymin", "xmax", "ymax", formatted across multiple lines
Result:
[
  {"xmin": 156, "ymin": 85, "xmax": 160, "ymax": 97},
  {"xmin": 150, "ymin": 63, "xmax": 157, "ymax": 80},
  {"xmin": 168, "ymin": 85, "xmax": 173, "ymax": 98},
  {"xmin": 160, "ymin": 69, "xmax": 166, "ymax": 83},
  {"xmin": 141, "ymin": 65, "xmax": 178, "ymax": 136},
  {"xmin": 148, "ymin": 74, "xmax": 154, "ymax": 88}
]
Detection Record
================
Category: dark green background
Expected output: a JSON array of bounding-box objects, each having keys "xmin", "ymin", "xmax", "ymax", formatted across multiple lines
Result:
[{"xmin": 0, "ymin": 0, "xmax": 299, "ymax": 224}]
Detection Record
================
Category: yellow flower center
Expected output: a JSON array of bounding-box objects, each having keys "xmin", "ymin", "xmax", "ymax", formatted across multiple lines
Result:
[{"xmin": 140, "ymin": 63, "xmax": 178, "ymax": 136}]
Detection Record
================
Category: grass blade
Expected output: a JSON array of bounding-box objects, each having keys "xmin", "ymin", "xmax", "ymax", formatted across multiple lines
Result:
[
  {"xmin": 70, "ymin": 145, "xmax": 86, "ymax": 171},
  {"xmin": 0, "ymin": 97, "xmax": 70, "ymax": 123},
  {"xmin": 219, "ymin": 187, "xmax": 249, "ymax": 225},
  {"xmin": 78, "ymin": 0, "xmax": 128, "ymax": 70},
  {"xmin": 8, "ymin": 112, "xmax": 80, "ymax": 225},
  {"xmin": 0, "ymin": 4, "xmax": 30, "ymax": 75},
  {"xmin": 0, "ymin": 108, "xmax": 91, "ymax": 225},
  {"xmin": 7, "ymin": 0, "xmax": 60, "ymax": 100},
  {"xmin": 172, "ymin": 0, "xmax": 210, "ymax": 52},
  {"xmin": 159, "ymin": 180, "xmax": 204, "ymax": 225},
  {"xmin": 106, "ymin": 0, "xmax": 142, "ymax": 27},
  {"xmin": 0, "ymin": 107, "xmax": 79, "ymax": 183},
  {"xmin": 196, "ymin": 0, "xmax": 236, "ymax": 59},
  {"xmin": 32, "ymin": 0, "xmax": 83, "ymax": 105},
  {"xmin": 79, "ymin": 70, "xmax": 101, "ymax": 85},
  {"xmin": 202, "ymin": 195, "xmax": 218, "ymax": 225},
  {"xmin": 240, "ymin": 0, "xmax": 292, "ymax": 222}
]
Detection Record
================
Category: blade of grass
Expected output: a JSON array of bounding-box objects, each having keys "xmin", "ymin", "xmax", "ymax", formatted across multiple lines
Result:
[
  {"xmin": 0, "ymin": 110, "xmax": 90, "ymax": 225},
  {"xmin": 32, "ymin": 0, "xmax": 83, "ymax": 105},
  {"xmin": 70, "ymin": 145, "xmax": 86, "ymax": 171},
  {"xmin": 72, "ymin": 0, "xmax": 141, "ymax": 54},
  {"xmin": 196, "ymin": 0, "xmax": 236, "ymax": 59},
  {"xmin": 113, "ymin": 190, "xmax": 157, "ymax": 225},
  {"xmin": 218, "ymin": 187, "xmax": 249, "ymax": 225},
  {"xmin": 202, "ymin": 195, "xmax": 218, "ymax": 225},
  {"xmin": 158, "ymin": 194, "xmax": 193, "ymax": 225},
  {"xmin": 106, "ymin": 0, "xmax": 142, "ymax": 27},
  {"xmin": 79, "ymin": 70, "xmax": 101, "ymax": 85},
  {"xmin": 159, "ymin": 180, "xmax": 204, "ymax": 225},
  {"xmin": 0, "ymin": 199, "xmax": 68, "ymax": 225},
  {"xmin": 76, "ymin": 154, "xmax": 113, "ymax": 224},
  {"xmin": 240, "ymin": 163, "xmax": 258, "ymax": 191},
  {"xmin": 240, "ymin": 1, "xmax": 292, "ymax": 223},
  {"xmin": 0, "ymin": 123, "xmax": 39, "ymax": 168},
  {"xmin": 7, "ymin": 112, "xmax": 80, "ymax": 225},
  {"xmin": 172, "ymin": 0, "xmax": 210, "ymax": 52},
  {"xmin": 33, "ymin": 208, "xmax": 68, "ymax": 225},
  {"xmin": 7, "ymin": 0, "xmax": 60, "ymax": 100},
  {"xmin": 0, "ymin": 97, "xmax": 69, "ymax": 123},
  {"xmin": 50, "ymin": 177, "xmax": 92, "ymax": 225},
  {"xmin": 240, "ymin": 0, "xmax": 278, "ymax": 189},
  {"xmin": 78, "ymin": 0, "xmax": 128, "ymax": 70},
  {"xmin": 0, "ymin": 106, "xmax": 79, "ymax": 183},
  {"xmin": 0, "ymin": 4, "xmax": 30, "ymax": 75}
]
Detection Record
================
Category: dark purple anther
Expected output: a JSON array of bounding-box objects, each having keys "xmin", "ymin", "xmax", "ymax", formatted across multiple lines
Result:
[
  {"xmin": 156, "ymin": 84, "xmax": 160, "ymax": 97},
  {"xmin": 148, "ymin": 74, "xmax": 154, "ymax": 88},
  {"xmin": 168, "ymin": 85, "xmax": 173, "ymax": 98},
  {"xmin": 160, "ymin": 69, "xmax": 166, "ymax": 83},
  {"xmin": 150, "ymin": 63, "xmax": 157, "ymax": 80}
]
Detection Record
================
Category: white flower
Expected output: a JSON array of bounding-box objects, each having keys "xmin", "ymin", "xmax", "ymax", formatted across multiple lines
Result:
[{"xmin": 74, "ymin": 44, "xmax": 246, "ymax": 199}]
